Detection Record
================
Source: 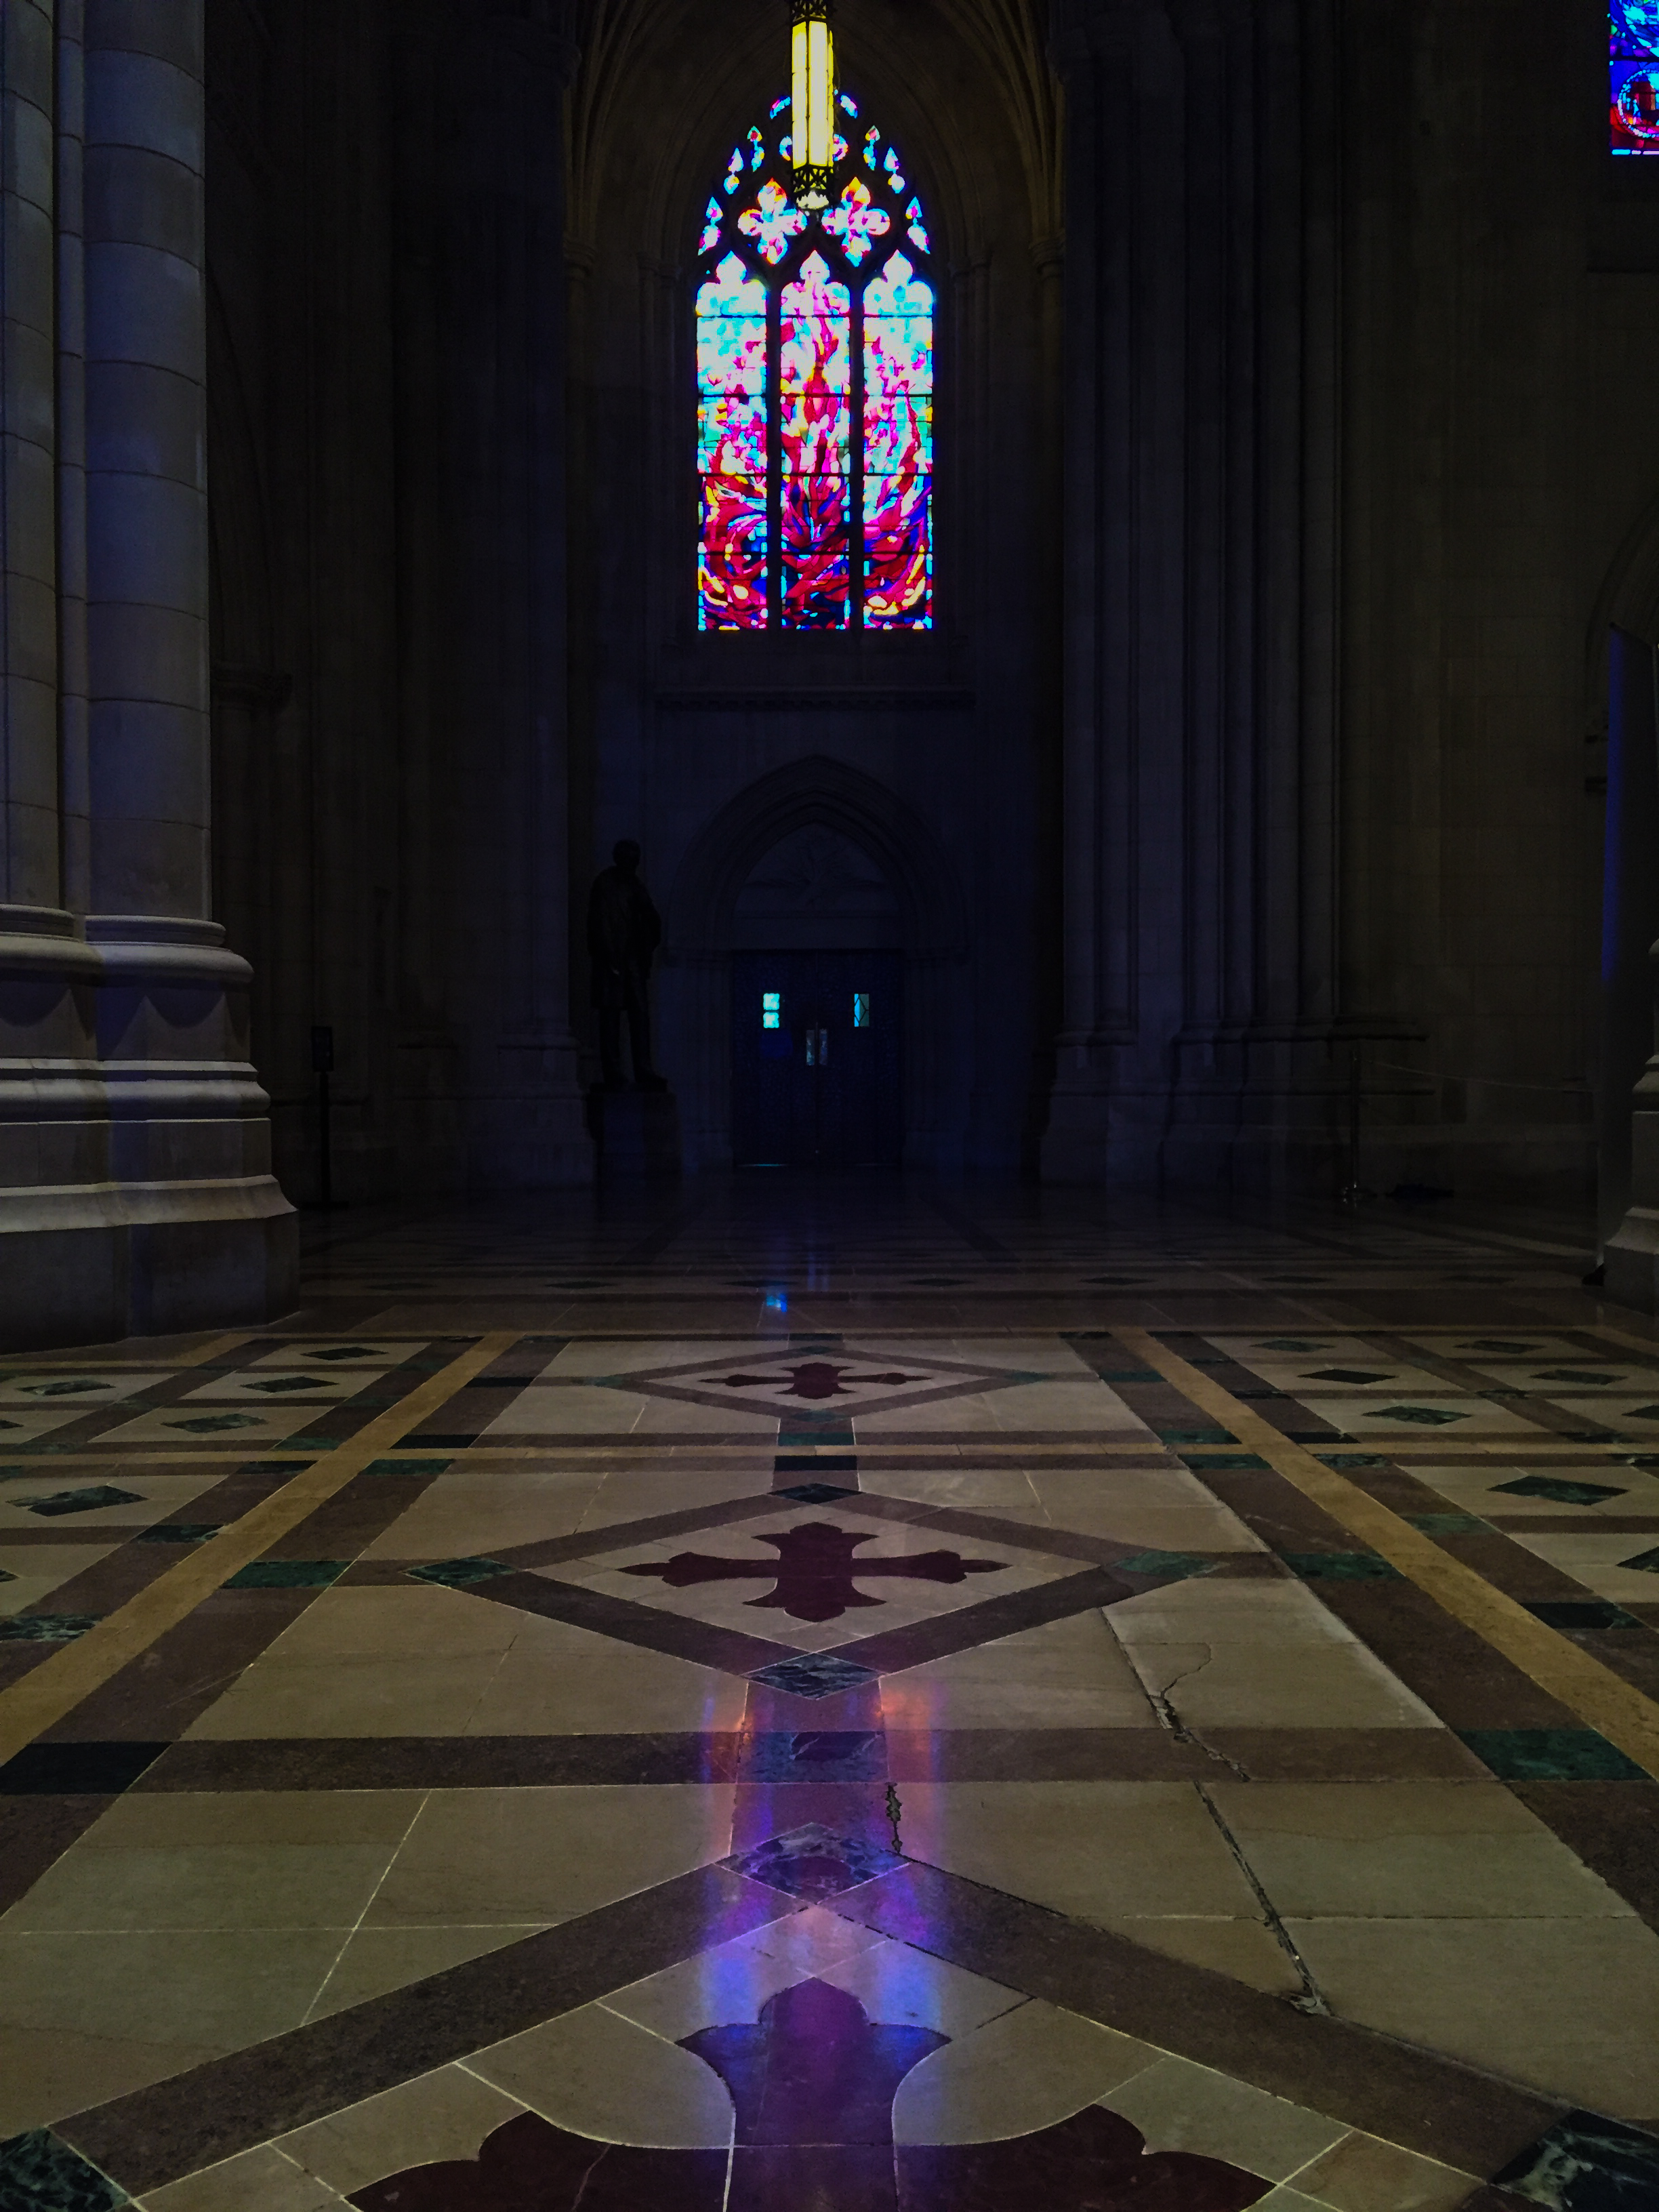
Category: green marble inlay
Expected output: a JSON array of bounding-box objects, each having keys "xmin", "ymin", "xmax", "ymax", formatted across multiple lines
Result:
[
  {"xmin": 1097, "ymin": 1370, "xmax": 1164, "ymax": 1383},
  {"xmin": 1316, "ymin": 1453, "xmax": 1391, "ymax": 1469},
  {"xmin": 165, "ymin": 1412, "xmax": 266, "ymax": 1435},
  {"xmin": 1618, "ymin": 1546, "xmax": 1659, "ymax": 1574},
  {"xmin": 1179, "ymin": 1453, "xmax": 1271, "ymax": 1471},
  {"xmin": 1408, "ymin": 1513, "xmax": 1494, "ymax": 1534},
  {"xmin": 14, "ymin": 1379, "xmax": 110, "ymax": 1399},
  {"xmin": 1458, "ymin": 1728, "xmax": 1647, "ymax": 1782},
  {"xmin": 365, "ymin": 1458, "xmax": 454, "ymax": 1477},
  {"xmin": 1622, "ymin": 1405, "xmax": 1659, "ymax": 1422},
  {"xmin": 1370, "ymin": 1405, "xmax": 1469, "ymax": 1427},
  {"xmin": 19, "ymin": 1486, "xmax": 144, "ymax": 1517},
  {"xmin": 1284, "ymin": 1551, "xmax": 1401, "ymax": 1580},
  {"xmin": 1252, "ymin": 1339, "xmax": 1331, "ymax": 1353},
  {"xmin": 239, "ymin": 1375, "xmax": 329, "ymax": 1395},
  {"xmin": 1491, "ymin": 1475, "xmax": 1626, "ymax": 1506},
  {"xmin": 223, "ymin": 1559, "xmax": 348, "ymax": 1590},
  {"xmin": 0, "ymin": 2127, "xmax": 128, "ymax": 2209},
  {"xmin": 136, "ymin": 1523, "xmax": 223, "ymax": 1544},
  {"xmin": 1155, "ymin": 1428, "xmax": 1238, "ymax": 1446},
  {"xmin": 1112, "ymin": 1551, "xmax": 1215, "ymax": 1580},
  {"xmin": 0, "ymin": 1568, "xmax": 14, "ymax": 1585},
  {"xmin": 1493, "ymin": 2108, "xmax": 1659, "ymax": 2207},
  {"xmin": 409, "ymin": 1556, "xmax": 513, "ymax": 1587},
  {"xmin": 1526, "ymin": 1599, "xmax": 1641, "ymax": 1634},
  {"xmin": 307, "ymin": 1346, "xmax": 382, "ymax": 1361},
  {"xmin": 1306, "ymin": 1368, "xmax": 1393, "ymax": 1385},
  {"xmin": 0, "ymin": 1615, "xmax": 101, "ymax": 1643}
]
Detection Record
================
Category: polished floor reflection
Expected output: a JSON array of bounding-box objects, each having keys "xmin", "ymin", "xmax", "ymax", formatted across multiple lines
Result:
[{"xmin": 2, "ymin": 1178, "xmax": 1659, "ymax": 2209}]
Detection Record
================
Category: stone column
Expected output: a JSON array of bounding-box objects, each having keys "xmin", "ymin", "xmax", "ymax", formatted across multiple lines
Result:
[
  {"xmin": 0, "ymin": 0, "xmax": 294, "ymax": 1346},
  {"xmin": 1042, "ymin": 0, "xmax": 1186, "ymax": 1181},
  {"xmin": 1605, "ymin": 935, "xmax": 1659, "ymax": 1311},
  {"xmin": 453, "ymin": 1, "xmax": 592, "ymax": 1187},
  {"xmin": 2, "ymin": 0, "xmax": 62, "ymax": 914},
  {"xmin": 0, "ymin": 0, "xmax": 104, "ymax": 1345},
  {"xmin": 82, "ymin": 0, "xmax": 211, "ymax": 922},
  {"xmin": 1041, "ymin": 0, "xmax": 1355, "ymax": 1190}
]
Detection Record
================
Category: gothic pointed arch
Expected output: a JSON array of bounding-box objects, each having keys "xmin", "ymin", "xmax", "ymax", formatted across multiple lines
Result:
[
  {"xmin": 695, "ymin": 97, "xmax": 935, "ymax": 631},
  {"xmin": 665, "ymin": 754, "xmax": 966, "ymax": 956}
]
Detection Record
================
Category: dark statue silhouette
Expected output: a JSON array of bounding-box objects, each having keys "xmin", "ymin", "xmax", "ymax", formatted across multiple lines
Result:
[{"xmin": 588, "ymin": 840, "xmax": 667, "ymax": 1091}]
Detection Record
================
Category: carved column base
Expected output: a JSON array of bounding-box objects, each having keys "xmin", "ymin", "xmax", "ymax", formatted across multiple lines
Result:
[
  {"xmin": 0, "ymin": 907, "xmax": 297, "ymax": 1349},
  {"xmin": 1605, "ymin": 1072, "xmax": 1659, "ymax": 1312}
]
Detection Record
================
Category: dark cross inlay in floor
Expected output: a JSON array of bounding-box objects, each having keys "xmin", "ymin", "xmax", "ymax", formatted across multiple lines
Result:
[
  {"xmin": 621, "ymin": 1520, "xmax": 1005, "ymax": 1623},
  {"xmin": 719, "ymin": 1361, "xmax": 927, "ymax": 1401},
  {"xmin": 683, "ymin": 1978, "xmax": 945, "ymax": 2146},
  {"xmin": 344, "ymin": 2036, "xmax": 1273, "ymax": 2211}
]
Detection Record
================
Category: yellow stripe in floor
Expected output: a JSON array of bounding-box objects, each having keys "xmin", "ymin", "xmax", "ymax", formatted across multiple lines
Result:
[
  {"xmin": 1115, "ymin": 1324, "xmax": 1659, "ymax": 1782},
  {"xmin": 0, "ymin": 1331, "xmax": 518, "ymax": 1767}
]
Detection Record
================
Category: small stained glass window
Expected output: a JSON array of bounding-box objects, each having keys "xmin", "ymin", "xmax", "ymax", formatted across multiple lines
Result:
[
  {"xmin": 1613, "ymin": 5, "xmax": 1659, "ymax": 152},
  {"xmin": 695, "ymin": 98, "xmax": 934, "ymax": 630},
  {"xmin": 853, "ymin": 992, "xmax": 871, "ymax": 1027},
  {"xmin": 762, "ymin": 991, "xmax": 782, "ymax": 1029}
]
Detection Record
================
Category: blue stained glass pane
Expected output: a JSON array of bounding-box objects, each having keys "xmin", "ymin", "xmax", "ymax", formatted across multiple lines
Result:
[
  {"xmin": 839, "ymin": 91, "xmax": 859, "ymax": 115},
  {"xmin": 853, "ymin": 993, "xmax": 871, "ymax": 1027},
  {"xmin": 770, "ymin": 94, "xmax": 790, "ymax": 115}
]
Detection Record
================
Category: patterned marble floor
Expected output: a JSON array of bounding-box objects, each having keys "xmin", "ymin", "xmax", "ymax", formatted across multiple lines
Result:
[{"xmin": 2, "ymin": 1179, "xmax": 1659, "ymax": 2210}]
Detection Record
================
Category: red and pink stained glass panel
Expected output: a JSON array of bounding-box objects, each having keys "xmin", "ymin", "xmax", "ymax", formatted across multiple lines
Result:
[
  {"xmin": 780, "ymin": 254, "xmax": 851, "ymax": 630},
  {"xmin": 862, "ymin": 251, "xmax": 933, "ymax": 630},
  {"xmin": 695, "ymin": 98, "xmax": 933, "ymax": 632},
  {"xmin": 697, "ymin": 255, "xmax": 769, "ymax": 630}
]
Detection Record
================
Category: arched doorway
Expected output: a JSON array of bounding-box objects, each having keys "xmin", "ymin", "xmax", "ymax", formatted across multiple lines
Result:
[
  {"xmin": 729, "ymin": 827, "xmax": 903, "ymax": 1164},
  {"xmin": 660, "ymin": 756, "xmax": 966, "ymax": 1170}
]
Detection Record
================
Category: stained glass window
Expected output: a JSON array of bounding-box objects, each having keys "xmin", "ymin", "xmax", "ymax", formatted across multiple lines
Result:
[
  {"xmin": 1612, "ymin": 5, "xmax": 1659, "ymax": 152},
  {"xmin": 695, "ymin": 97, "xmax": 934, "ymax": 630}
]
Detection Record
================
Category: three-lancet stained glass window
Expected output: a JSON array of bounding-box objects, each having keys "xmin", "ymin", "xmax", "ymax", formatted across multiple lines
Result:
[
  {"xmin": 1612, "ymin": 4, "xmax": 1659, "ymax": 152},
  {"xmin": 696, "ymin": 93, "xmax": 934, "ymax": 630}
]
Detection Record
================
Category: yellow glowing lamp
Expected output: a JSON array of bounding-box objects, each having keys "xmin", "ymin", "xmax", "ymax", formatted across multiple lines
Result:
[{"xmin": 791, "ymin": 0, "xmax": 835, "ymax": 210}]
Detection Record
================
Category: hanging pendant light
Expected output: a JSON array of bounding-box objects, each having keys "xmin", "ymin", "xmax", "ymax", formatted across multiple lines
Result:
[{"xmin": 791, "ymin": 0, "xmax": 835, "ymax": 209}]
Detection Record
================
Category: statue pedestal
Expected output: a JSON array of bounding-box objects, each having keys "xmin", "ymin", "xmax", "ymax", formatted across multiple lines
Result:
[{"xmin": 588, "ymin": 1087, "xmax": 682, "ymax": 1179}]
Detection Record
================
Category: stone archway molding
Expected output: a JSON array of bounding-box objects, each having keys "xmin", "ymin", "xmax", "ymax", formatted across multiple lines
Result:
[{"xmin": 664, "ymin": 754, "xmax": 967, "ymax": 959}]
